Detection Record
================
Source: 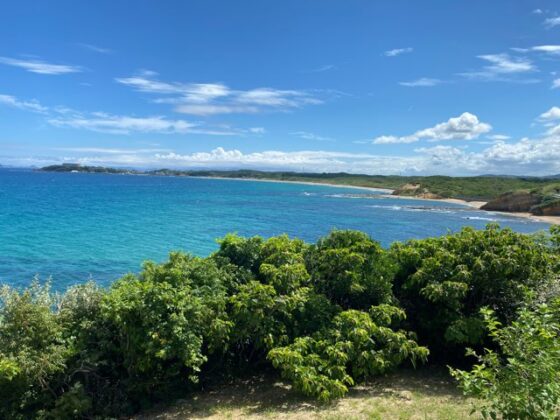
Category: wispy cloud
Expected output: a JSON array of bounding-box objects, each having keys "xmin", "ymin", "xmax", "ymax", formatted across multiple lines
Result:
[
  {"xmin": 487, "ymin": 134, "xmax": 511, "ymax": 141},
  {"xmin": 511, "ymin": 45, "xmax": 560, "ymax": 55},
  {"xmin": 459, "ymin": 53, "xmax": 537, "ymax": 82},
  {"xmin": 306, "ymin": 64, "xmax": 337, "ymax": 72},
  {"xmin": 373, "ymin": 112, "xmax": 492, "ymax": 144},
  {"xmin": 399, "ymin": 77, "xmax": 443, "ymax": 87},
  {"xmin": 48, "ymin": 113, "xmax": 197, "ymax": 135},
  {"xmin": 553, "ymin": 79, "xmax": 560, "ymax": 89},
  {"xmin": 544, "ymin": 16, "xmax": 560, "ymax": 28},
  {"xmin": 0, "ymin": 56, "xmax": 82, "ymax": 75},
  {"xmin": 116, "ymin": 72, "xmax": 324, "ymax": 116},
  {"xmin": 0, "ymin": 94, "xmax": 48, "ymax": 113},
  {"xmin": 290, "ymin": 131, "xmax": 335, "ymax": 142},
  {"xmin": 76, "ymin": 43, "xmax": 113, "ymax": 54},
  {"xmin": 0, "ymin": 92, "xmax": 254, "ymax": 136},
  {"xmin": 55, "ymin": 147, "xmax": 170, "ymax": 154},
  {"xmin": 384, "ymin": 47, "xmax": 413, "ymax": 57}
]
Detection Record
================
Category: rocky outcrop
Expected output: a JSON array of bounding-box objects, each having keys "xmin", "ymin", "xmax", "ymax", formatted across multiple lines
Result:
[
  {"xmin": 392, "ymin": 184, "xmax": 442, "ymax": 199},
  {"xmin": 481, "ymin": 191, "xmax": 541, "ymax": 212},
  {"xmin": 531, "ymin": 199, "xmax": 560, "ymax": 216}
]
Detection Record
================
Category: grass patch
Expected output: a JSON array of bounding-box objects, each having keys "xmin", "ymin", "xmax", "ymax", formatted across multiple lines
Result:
[{"xmin": 135, "ymin": 368, "xmax": 478, "ymax": 419}]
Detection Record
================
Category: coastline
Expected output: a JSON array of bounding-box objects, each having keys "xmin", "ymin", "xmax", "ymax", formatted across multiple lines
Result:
[{"xmin": 197, "ymin": 176, "xmax": 560, "ymax": 226}]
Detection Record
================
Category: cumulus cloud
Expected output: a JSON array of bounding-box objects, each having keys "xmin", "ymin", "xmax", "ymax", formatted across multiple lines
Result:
[
  {"xmin": 538, "ymin": 106, "xmax": 560, "ymax": 121},
  {"xmin": 552, "ymin": 79, "xmax": 560, "ymax": 89},
  {"xmin": 0, "ymin": 56, "xmax": 82, "ymax": 75},
  {"xmin": 116, "ymin": 72, "xmax": 323, "ymax": 115},
  {"xmin": 0, "ymin": 94, "xmax": 48, "ymax": 113},
  {"xmin": 9, "ymin": 106, "xmax": 560, "ymax": 176},
  {"xmin": 24, "ymin": 131, "xmax": 560, "ymax": 176},
  {"xmin": 384, "ymin": 47, "xmax": 413, "ymax": 57},
  {"xmin": 399, "ymin": 77, "xmax": 443, "ymax": 87},
  {"xmin": 373, "ymin": 112, "xmax": 492, "ymax": 144}
]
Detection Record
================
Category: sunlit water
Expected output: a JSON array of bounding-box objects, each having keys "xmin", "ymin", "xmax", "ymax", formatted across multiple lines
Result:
[{"xmin": 0, "ymin": 168, "xmax": 550, "ymax": 289}]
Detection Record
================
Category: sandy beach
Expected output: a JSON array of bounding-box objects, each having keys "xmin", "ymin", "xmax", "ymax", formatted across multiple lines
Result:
[{"xmin": 198, "ymin": 176, "xmax": 560, "ymax": 226}]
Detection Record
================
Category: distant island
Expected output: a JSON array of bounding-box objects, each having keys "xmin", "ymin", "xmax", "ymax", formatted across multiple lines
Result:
[{"xmin": 41, "ymin": 163, "xmax": 560, "ymax": 217}]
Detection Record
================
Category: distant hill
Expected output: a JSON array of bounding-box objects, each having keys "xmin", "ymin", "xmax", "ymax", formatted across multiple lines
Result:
[{"xmin": 40, "ymin": 164, "xmax": 560, "ymax": 214}]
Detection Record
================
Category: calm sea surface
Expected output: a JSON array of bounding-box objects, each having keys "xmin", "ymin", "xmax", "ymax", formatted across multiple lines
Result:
[{"xmin": 0, "ymin": 168, "xmax": 551, "ymax": 289}]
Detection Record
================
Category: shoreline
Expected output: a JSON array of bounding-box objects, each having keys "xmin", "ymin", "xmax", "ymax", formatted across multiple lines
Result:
[{"xmin": 197, "ymin": 176, "xmax": 560, "ymax": 225}]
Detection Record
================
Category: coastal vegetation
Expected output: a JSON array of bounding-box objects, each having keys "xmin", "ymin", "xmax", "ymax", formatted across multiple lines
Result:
[
  {"xmin": 1, "ymin": 225, "xmax": 559, "ymax": 418},
  {"xmin": 41, "ymin": 164, "xmax": 560, "ymax": 215}
]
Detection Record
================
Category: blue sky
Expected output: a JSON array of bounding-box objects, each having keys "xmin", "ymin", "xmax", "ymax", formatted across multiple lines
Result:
[{"xmin": 2, "ymin": 0, "xmax": 560, "ymax": 175}]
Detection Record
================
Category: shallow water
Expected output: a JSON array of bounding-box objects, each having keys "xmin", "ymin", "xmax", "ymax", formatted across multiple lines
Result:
[{"xmin": 0, "ymin": 168, "xmax": 550, "ymax": 289}]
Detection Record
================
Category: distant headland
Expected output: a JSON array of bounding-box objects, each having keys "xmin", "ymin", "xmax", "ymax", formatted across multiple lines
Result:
[{"xmin": 40, "ymin": 163, "xmax": 560, "ymax": 219}]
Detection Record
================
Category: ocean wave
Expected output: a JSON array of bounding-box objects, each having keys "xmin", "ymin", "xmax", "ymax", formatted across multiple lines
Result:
[{"xmin": 367, "ymin": 204, "xmax": 454, "ymax": 214}]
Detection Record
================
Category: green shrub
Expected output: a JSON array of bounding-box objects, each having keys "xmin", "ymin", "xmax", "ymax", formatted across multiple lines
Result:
[
  {"xmin": 268, "ymin": 305, "xmax": 428, "ymax": 401},
  {"xmin": 4, "ymin": 227, "xmax": 553, "ymax": 417},
  {"xmin": 99, "ymin": 253, "xmax": 233, "ymax": 399},
  {"xmin": 391, "ymin": 225, "xmax": 556, "ymax": 359},
  {"xmin": 451, "ymin": 301, "xmax": 560, "ymax": 419},
  {"xmin": 305, "ymin": 230, "xmax": 395, "ymax": 309}
]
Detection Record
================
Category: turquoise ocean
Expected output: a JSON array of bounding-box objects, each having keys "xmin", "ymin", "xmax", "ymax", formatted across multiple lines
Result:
[{"xmin": 0, "ymin": 168, "xmax": 551, "ymax": 289}]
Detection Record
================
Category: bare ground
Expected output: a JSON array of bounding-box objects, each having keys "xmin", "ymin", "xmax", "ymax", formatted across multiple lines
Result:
[{"xmin": 135, "ymin": 368, "xmax": 478, "ymax": 419}]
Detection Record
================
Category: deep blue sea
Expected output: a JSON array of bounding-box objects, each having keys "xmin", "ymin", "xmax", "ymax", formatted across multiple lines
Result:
[{"xmin": 0, "ymin": 168, "xmax": 551, "ymax": 289}]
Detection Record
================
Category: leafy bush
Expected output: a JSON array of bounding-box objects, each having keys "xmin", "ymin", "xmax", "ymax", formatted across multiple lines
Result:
[
  {"xmin": 99, "ymin": 253, "xmax": 233, "ymax": 401},
  {"xmin": 305, "ymin": 230, "xmax": 395, "ymax": 309},
  {"xmin": 391, "ymin": 224, "xmax": 556, "ymax": 359},
  {"xmin": 451, "ymin": 301, "xmax": 560, "ymax": 419},
  {"xmin": 268, "ymin": 306, "xmax": 428, "ymax": 400},
  {"xmin": 2, "ymin": 226, "xmax": 556, "ymax": 417}
]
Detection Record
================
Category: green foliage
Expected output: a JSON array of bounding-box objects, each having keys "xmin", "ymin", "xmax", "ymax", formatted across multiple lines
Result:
[
  {"xmin": 391, "ymin": 224, "xmax": 556, "ymax": 358},
  {"xmin": 2, "ymin": 226, "xmax": 557, "ymax": 417},
  {"xmin": 451, "ymin": 302, "xmax": 560, "ymax": 419},
  {"xmin": 306, "ymin": 230, "xmax": 395, "ymax": 309},
  {"xmin": 551, "ymin": 225, "xmax": 560, "ymax": 252},
  {"xmin": 100, "ymin": 253, "xmax": 233, "ymax": 397},
  {"xmin": 0, "ymin": 282, "xmax": 71, "ymax": 419},
  {"xmin": 268, "ymin": 306, "xmax": 428, "ymax": 401}
]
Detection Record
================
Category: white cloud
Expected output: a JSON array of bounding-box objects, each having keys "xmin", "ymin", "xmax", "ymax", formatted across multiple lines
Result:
[
  {"xmin": 307, "ymin": 64, "xmax": 336, "ymax": 72},
  {"xmin": 9, "ymin": 111, "xmax": 560, "ymax": 176},
  {"xmin": 544, "ymin": 16, "xmax": 560, "ymax": 28},
  {"xmin": 399, "ymin": 77, "xmax": 443, "ymax": 87},
  {"xmin": 0, "ymin": 56, "xmax": 82, "ymax": 75},
  {"xmin": 552, "ymin": 79, "xmax": 560, "ymax": 89},
  {"xmin": 384, "ymin": 47, "xmax": 413, "ymax": 57},
  {"xmin": 538, "ymin": 106, "xmax": 560, "ymax": 121},
  {"xmin": 48, "ymin": 113, "xmax": 198, "ymax": 135},
  {"xmin": 460, "ymin": 53, "xmax": 537, "ymax": 82},
  {"xmin": 174, "ymin": 104, "xmax": 258, "ymax": 116},
  {"xmin": 55, "ymin": 147, "xmax": 170, "ymax": 154},
  {"xmin": 487, "ymin": 134, "xmax": 511, "ymax": 141},
  {"xmin": 116, "ymin": 72, "xmax": 323, "ymax": 115},
  {"xmin": 290, "ymin": 131, "xmax": 335, "ymax": 142},
  {"xmin": 249, "ymin": 127, "xmax": 266, "ymax": 134},
  {"xmin": 512, "ymin": 45, "xmax": 560, "ymax": 55},
  {"xmin": 0, "ymin": 94, "xmax": 48, "ymax": 113},
  {"xmin": 533, "ymin": 8, "xmax": 543, "ymax": 15},
  {"xmin": 76, "ymin": 43, "xmax": 113, "ymax": 54},
  {"xmin": 373, "ymin": 112, "xmax": 492, "ymax": 144}
]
